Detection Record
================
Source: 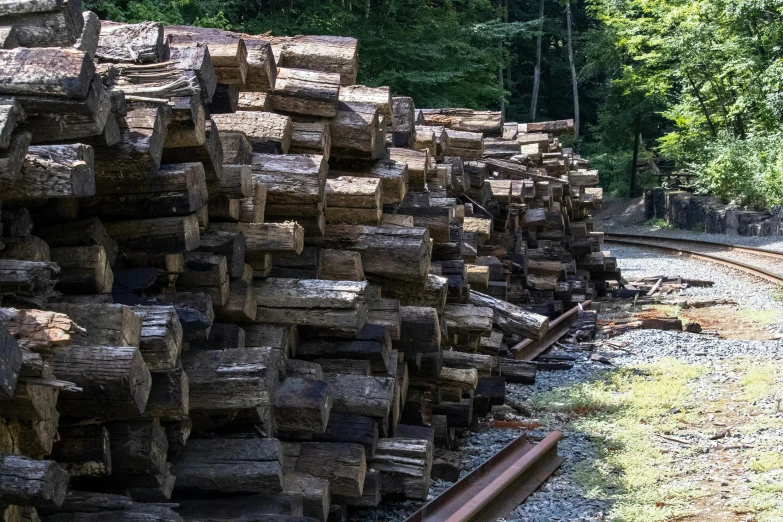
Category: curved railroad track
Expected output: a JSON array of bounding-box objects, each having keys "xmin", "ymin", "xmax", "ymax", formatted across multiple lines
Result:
[{"xmin": 603, "ymin": 233, "xmax": 783, "ymax": 286}]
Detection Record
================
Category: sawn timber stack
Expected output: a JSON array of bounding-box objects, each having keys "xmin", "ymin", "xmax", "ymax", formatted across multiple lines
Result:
[{"xmin": 0, "ymin": 10, "xmax": 613, "ymax": 522}]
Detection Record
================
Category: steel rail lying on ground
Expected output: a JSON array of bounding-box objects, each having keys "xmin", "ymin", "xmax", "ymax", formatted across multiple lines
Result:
[
  {"xmin": 604, "ymin": 235, "xmax": 783, "ymax": 286},
  {"xmin": 403, "ymin": 431, "xmax": 564, "ymax": 522}
]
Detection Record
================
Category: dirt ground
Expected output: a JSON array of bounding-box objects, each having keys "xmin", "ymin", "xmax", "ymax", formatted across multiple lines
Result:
[{"xmin": 593, "ymin": 196, "xmax": 648, "ymax": 231}]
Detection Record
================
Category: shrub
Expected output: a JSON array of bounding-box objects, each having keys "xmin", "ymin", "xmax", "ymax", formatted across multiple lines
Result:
[{"xmin": 694, "ymin": 132, "xmax": 783, "ymax": 208}]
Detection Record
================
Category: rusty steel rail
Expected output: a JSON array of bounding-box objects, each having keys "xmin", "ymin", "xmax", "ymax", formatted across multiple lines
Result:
[
  {"xmin": 511, "ymin": 300, "xmax": 593, "ymax": 361},
  {"xmin": 604, "ymin": 235, "xmax": 783, "ymax": 286},
  {"xmin": 604, "ymin": 233, "xmax": 783, "ymax": 261},
  {"xmin": 404, "ymin": 431, "xmax": 564, "ymax": 522}
]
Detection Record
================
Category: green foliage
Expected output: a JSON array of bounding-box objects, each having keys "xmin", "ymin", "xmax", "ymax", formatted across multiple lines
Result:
[
  {"xmin": 645, "ymin": 218, "xmax": 673, "ymax": 230},
  {"xmin": 584, "ymin": 0, "xmax": 783, "ymax": 207},
  {"xmin": 694, "ymin": 132, "xmax": 783, "ymax": 207}
]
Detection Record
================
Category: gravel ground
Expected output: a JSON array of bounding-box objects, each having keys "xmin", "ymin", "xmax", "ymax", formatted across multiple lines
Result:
[
  {"xmin": 503, "ymin": 333, "xmax": 783, "ymax": 522},
  {"xmin": 501, "ymin": 244, "xmax": 783, "ymax": 521},
  {"xmin": 607, "ymin": 245, "xmax": 783, "ymax": 319}
]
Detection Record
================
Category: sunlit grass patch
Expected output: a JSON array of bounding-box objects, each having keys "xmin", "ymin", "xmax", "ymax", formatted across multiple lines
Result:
[
  {"xmin": 737, "ymin": 360, "xmax": 781, "ymax": 403},
  {"xmin": 647, "ymin": 303, "xmax": 682, "ymax": 317},
  {"xmin": 531, "ymin": 358, "xmax": 706, "ymax": 522},
  {"xmin": 731, "ymin": 478, "xmax": 783, "ymax": 521},
  {"xmin": 736, "ymin": 308, "xmax": 783, "ymax": 326},
  {"xmin": 748, "ymin": 451, "xmax": 783, "ymax": 473}
]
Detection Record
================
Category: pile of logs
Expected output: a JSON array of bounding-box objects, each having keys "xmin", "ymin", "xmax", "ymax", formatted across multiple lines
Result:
[{"xmin": 0, "ymin": 8, "xmax": 617, "ymax": 522}]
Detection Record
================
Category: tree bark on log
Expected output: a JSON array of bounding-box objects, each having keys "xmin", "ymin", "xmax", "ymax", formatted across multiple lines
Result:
[
  {"xmin": 48, "ymin": 346, "xmax": 151, "ymax": 418},
  {"xmin": 1, "ymin": 144, "xmax": 94, "ymax": 201},
  {"xmin": 271, "ymin": 68, "xmax": 340, "ymax": 118},
  {"xmin": 291, "ymin": 442, "xmax": 365, "ymax": 497},
  {"xmin": 96, "ymin": 21, "xmax": 165, "ymax": 63},
  {"xmin": 182, "ymin": 347, "xmax": 279, "ymax": 411},
  {"xmin": 269, "ymin": 35, "xmax": 358, "ymax": 86},
  {"xmin": 212, "ymin": 111, "xmax": 292, "ymax": 154},
  {"xmin": 468, "ymin": 291, "xmax": 549, "ymax": 340},
  {"xmin": 133, "ymin": 306, "xmax": 182, "ymax": 372},
  {"xmin": 171, "ymin": 437, "xmax": 283, "ymax": 494},
  {"xmin": 0, "ymin": 455, "xmax": 68, "ymax": 509}
]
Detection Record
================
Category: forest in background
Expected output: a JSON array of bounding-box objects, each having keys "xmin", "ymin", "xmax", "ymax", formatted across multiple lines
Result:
[{"xmin": 85, "ymin": 0, "xmax": 783, "ymax": 209}]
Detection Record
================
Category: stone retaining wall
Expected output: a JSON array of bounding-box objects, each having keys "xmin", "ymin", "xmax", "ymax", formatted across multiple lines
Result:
[{"xmin": 644, "ymin": 188, "xmax": 783, "ymax": 236}]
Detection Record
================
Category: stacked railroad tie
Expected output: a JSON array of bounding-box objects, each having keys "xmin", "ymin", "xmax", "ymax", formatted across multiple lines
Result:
[{"xmin": 0, "ymin": 11, "xmax": 613, "ymax": 522}]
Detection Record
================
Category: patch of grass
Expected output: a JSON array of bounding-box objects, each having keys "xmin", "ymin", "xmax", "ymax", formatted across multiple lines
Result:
[
  {"xmin": 531, "ymin": 359, "xmax": 706, "ymax": 521},
  {"xmin": 531, "ymin": 381, "xmax": 614, "ymax": 416},
  {"xmin": 692, "ymin": 223, "xmax": 706, "ymax": 233},
  {"xmin": 731, "ymin": 479, "xmax": 783, "ymax": 521},
  {"xmin": 737, "ymin": 308, "xmax": 783, "ymax": 326},
  {"xmin": 647, "ymin": 304, "xmax": 682, "ymax": 317},
  {"xmin": 738, "ymin": 361, "xmax": 780, "ymax": 403},
  {"xmin": 773, "ymin": 284, "xmax": 783, "ymax": 302},
  {"xmin": 646, "ymin": 217, "xmax": 675, "ymax": 230},
  {"xmin": 747, "ymin": 451, "xmax": 783, "ymax": 472}
]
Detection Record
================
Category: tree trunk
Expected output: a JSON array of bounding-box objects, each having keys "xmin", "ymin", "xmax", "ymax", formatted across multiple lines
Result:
[
  {"xmin": 630, "ymin": 128, "xmax": 640, "ymax": 198},
  {"xmin": 530, "ymin": 0, "xmax": 545, "ymax": 120},
  {"xmin": 566, "ymin": 1, "xmax": 579, "ymax": 141}
]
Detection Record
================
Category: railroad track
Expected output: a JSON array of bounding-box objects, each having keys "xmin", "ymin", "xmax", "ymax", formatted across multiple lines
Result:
[{"xmin": 603, "ymin": 233, "xmax": 783, "ymax": 286}]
